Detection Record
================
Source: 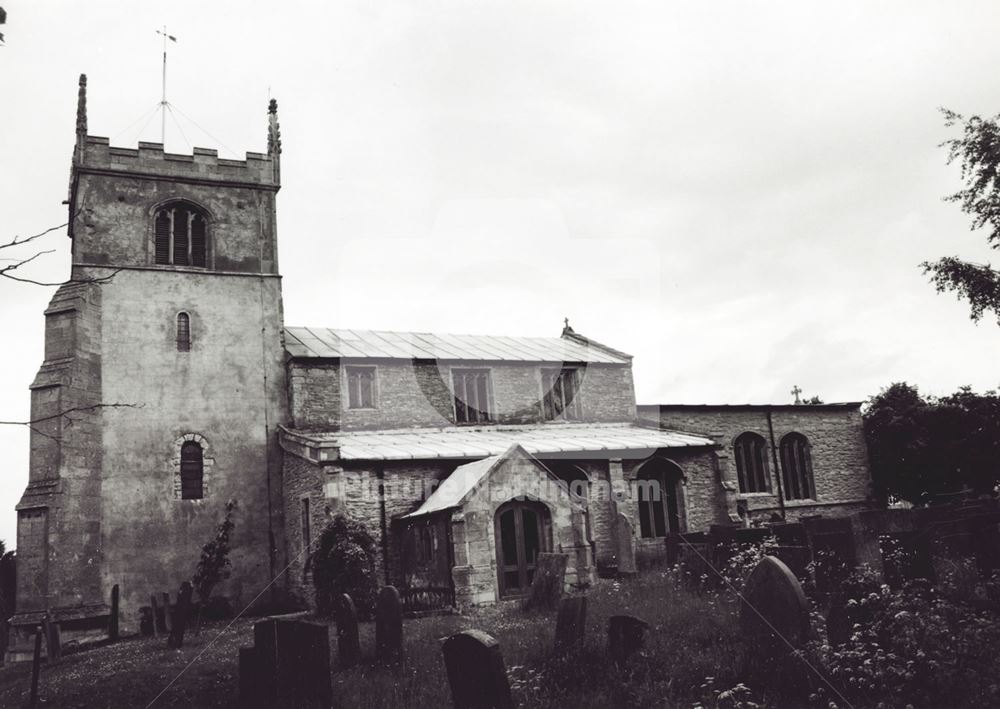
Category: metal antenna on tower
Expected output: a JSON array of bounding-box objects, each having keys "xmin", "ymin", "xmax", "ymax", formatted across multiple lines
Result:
[{"xmin": 155, "ymin": 27, "xmax": 177, "ymax": 144}]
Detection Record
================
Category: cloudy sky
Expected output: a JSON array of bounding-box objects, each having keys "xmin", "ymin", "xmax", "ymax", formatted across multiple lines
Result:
[{"xmin": 2, "ymin": 1, "xmax": 1000, "ymax": 547}]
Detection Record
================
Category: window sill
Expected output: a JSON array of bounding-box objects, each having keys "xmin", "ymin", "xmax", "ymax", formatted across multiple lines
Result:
[{"xmin": 736, "ymin": 492, "xmax": 775, "ymax": 499}]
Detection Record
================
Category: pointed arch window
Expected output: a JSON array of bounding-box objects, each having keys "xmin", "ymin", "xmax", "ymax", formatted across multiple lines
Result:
[
  {"xmin": 154, "ymin": 202, "xmax": 207, "ymax": 267},
  {"xmin": 176, "ymin": 312, "xmax": 191, "ymax": 352},
  {"xmin": 180, "ymin": 441, "xmax": 204, "ymax": 500},
  {"xmin": 634, "ymin": 459, "xmax": 684, "ymax": 538},
  {"xmin": 779, "ymin": 433, "xmax": 815, "ymax": 500},
  {"xmin": 733, "ymin": 432, "xmax": 771, "ymax": 494}
]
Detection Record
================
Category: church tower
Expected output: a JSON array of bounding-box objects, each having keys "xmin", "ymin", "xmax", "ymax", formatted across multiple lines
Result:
[{"xmin": 10, "ymin": 76, "xmax": 288, "ymax": 652}]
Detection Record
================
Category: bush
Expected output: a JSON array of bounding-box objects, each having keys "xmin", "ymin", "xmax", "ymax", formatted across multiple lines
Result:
[{"xmin": 309, "ymin": 514, "xmax": 379, "ymax": 618}]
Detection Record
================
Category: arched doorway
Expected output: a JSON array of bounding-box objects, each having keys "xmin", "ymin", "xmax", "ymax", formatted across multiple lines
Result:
[
  {"xmin": 495, "ymin": 500, "xmax": 552, "ymax": 597},
  {"xmin": 634, "ymin": 459, "xmax": 685, "ymax": 538}
]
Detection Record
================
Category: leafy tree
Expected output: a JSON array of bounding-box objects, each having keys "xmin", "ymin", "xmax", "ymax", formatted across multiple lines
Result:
[
  {"xmin": 922, "ymin": 109, "xmax": 1000, "ymax": 323},
  {"xmin": 864, "ymin": 382, "xmax": 1000, "ymax": 504},
  {"xmin": 309, "ymin": 514, "xmax": 379, "ymax": 618},
  {"xmin": 192, "ymin": 500, "xmax": 237, "ymax": 627}
]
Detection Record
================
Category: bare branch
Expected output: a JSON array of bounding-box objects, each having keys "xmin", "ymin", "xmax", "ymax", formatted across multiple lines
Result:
[
  {"xmin": 0, "ymin": 266, "xmax": 124, "ymax": 287},
  {"xmin": 0, "ymin": 402, "xmax": 145, "ymax": 428},
  {"xmin": 0, "ymin": 221, "xmax": 69, "ymax": 251},
  {"xmin": 0, "ymin": 249, "xmax": 56, "ymax": 275}
]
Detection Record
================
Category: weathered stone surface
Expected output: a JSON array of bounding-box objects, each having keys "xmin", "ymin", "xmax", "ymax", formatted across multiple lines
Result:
[
  {"xmin": 607, "ymin": 615, "xmax": 649, "ymax": 663},
  {"xmin": 442, "ymin": 630, "xmax": 514, "ymax": 709},
  {"xmin": 525, "ymin": 553, "xmax": 568, "ymax": 610},
  {"xmin": 335, "ymin": 593, "xmax": 361, "ymax": 669},
  {"xmin": 554, "ymin": 595, "xmax": 587, "ymax": 651},
  {"xmin": 614, "ymin": 513, "xmax": 637, "ymax": 575},
  {"xmin": 375, "ymin": 586, "xmax": 403, "ymax": 664},
  {"xmin": 740, "ymin": 555, "xmax": 810, "ymax": 656},
  {"xmin": 238, "ymin": 646, "xmax": 261, "ymax": 708}
]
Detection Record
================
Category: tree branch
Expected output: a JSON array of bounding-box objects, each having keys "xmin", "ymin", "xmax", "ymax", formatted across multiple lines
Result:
[{"xmin": 0, "ymin": 402, "xmax": 145, "ymax": 428}]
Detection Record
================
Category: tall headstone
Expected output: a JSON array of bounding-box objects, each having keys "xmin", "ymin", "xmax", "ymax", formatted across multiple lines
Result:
[
  {"xmin": 239, "ymin": 646, "xmax": 262, "ymax": 708},
  {"xmin": 553, "ymin": 595, "xmax": 587, "ymax": 651},
  {"xmin": 167, "ymin": 581, "xmax": 193, "ymax": 649},
  {"xmin": 253, "ymin": 619, "xmax": 279, "ymax": 707},
  {"xmin": 614, "ymin": 513, "xmax": 637, "ymax": 575},
  {"xmin": 28, "ymin": 627, "xmax": 42, "ymax": 709},
  {"xmin": 150, "ymin": 594, "xmax": 162, "ymax": 636},
  {"xmin": 524, "ymin": 553, "xmax": 568, "ymax": 610},
  {"xmin": 442, "ymin": 630, "xmax": 514, "ymax": 709},
  {"xmin": 109, "ymin": 584, "xmax": 120, "ymax": 641},
  {"xmin": 161, "ymin": 592, "xmax": 173, "ymax": 632},
  {"xmin": 335, "ymin": 593, "xmax": 361, "ymax": 669},
  {"xmin": 740, "ymin": 555, "xmax": 810, "ymax": 675},
  {"xmin": 607, "ymin": 615, "xmax": 649, "ymax": 664},
  {"xmin": 375, "ymin": 585, "xmax": 404, "ymax": 664},
  {"xmin": 293, "ymin": 620, "xmax": 333, "ymax": 709},
  {"xmin": 139, "ymin": 606, "xmax": 154, "ymax": 636}
]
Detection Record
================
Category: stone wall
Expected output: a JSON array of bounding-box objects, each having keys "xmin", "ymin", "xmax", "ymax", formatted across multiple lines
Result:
[
  {"xmin": 639, "ymin": 405, "xmax": 873, "ymax": 524},
  {"xmin": 287, "ymin": 359, "xmax": 637, "ymax": 430}
]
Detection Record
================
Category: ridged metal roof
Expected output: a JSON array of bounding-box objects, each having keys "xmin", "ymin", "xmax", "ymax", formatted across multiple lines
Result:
[
  {"xmin": 283, "ymin": 327, "xmax": 630, "ymax": 364},
  {"xmin": 298, "ymin": 423, "xmax": 714, "ymax": 460}
]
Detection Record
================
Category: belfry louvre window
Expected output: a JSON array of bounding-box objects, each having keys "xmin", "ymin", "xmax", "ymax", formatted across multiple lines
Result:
[
  {"xmin": 176, "ymin": 312, "xmax": 191, "ymax": 352},
  {"xmin": 541, "ymin": 368, "xmax": 582, "ymax": 421},
  {"xmin": 180, "ymin": 441, "xmax": 204, "ymax": 500},
  {"xmin": 346, "ymin": 366, "xmax": 376, "ymax": 409},
  {"xmin": 154, "ymin": 203, "xmax": 207, "ymax": 267},
  {"xmin": 733, "ymin": 432, "xmax": 771, "ymax": 494},
  {"xmin": 452, "ymin": 368, "xmax": 493, "ymax": 424},
  {"xmin": 779, "ymin": 433, "xmax": 815, "ymax": 501}
]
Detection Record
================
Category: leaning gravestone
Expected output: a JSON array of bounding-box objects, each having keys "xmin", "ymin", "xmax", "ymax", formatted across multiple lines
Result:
[
  {"xmin": 607, "ymin": 615, "xmax": 649, "ymax": 664},
  {"xmin": 442, "ymin": 630, "xmax": 514, "ymax": 709},
  {"xmin": 615, "ymin": 513, "xmax": 638, "ymax": 575},
  {"xmin": 375, "ymin": 585, "xmax": 404, "ymax": 664},
  {"xmin": 109, "ymin": 584, "xmax": 120, "ymax": 641},
  {"xmin": 524, "ymin": 553, "xmax": 568, "ymax": 610},
  {"xmin": 553, "ymin": 595, "xmax": 587, "ymax": 651},
  {"xmin": 740, "ymin": 555, "xmax": 810, "ymax": 680},
  {"xmin": 335, "ymin": 593, "xmax": 361, "ymax": 669}
]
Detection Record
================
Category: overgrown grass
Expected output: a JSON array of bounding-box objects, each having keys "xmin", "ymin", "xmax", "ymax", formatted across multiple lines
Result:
[{"xmin": 332, "ymin": 572, "xmax": 748, "ymax": 709}]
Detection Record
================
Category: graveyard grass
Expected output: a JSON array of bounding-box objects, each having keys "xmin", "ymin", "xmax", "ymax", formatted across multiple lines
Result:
[{"xmin": 0, "ymin": 572, "xmax": 748, "ymax": 708}]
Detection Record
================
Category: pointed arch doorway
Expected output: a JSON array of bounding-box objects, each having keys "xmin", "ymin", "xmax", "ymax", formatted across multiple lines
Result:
[{"xmin": 495, "ymin": 500, "xmax": 552, "ymax": 597}]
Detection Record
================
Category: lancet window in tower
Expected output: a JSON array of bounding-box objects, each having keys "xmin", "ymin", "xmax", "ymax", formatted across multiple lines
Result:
[{"xmin": 154, "ymin": 203, "xmax": 207, "ymax": 267}]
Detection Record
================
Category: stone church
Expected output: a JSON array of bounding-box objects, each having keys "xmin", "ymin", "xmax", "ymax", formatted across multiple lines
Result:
[{"xmin": 10, "ymin": 78, "xmax": 872, "ymax": 650}]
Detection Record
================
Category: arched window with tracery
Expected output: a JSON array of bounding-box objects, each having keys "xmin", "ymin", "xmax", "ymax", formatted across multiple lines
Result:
[
  {"xmin": 779, "ymin": 432, "xmax": 815, "ymax": 500},
  {"xmin": 733, "ymin": 432, "xmax": 771, "ymax": 494},
  {"xmin": 154, "ymin": 202, "xmax": 208, "ymax": 267}
]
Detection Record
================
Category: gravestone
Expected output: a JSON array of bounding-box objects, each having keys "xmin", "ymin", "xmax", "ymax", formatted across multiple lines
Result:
[
  {"xmin": 335, "ymin": 593, "xmax": 361, "ymax": 668},
  {"xmin": 375, "ymin": 585, "xmax": 404, "ymax": 664},
  {"xmin": 167, "ymin": 581, "xmax": 193, "ymax": 649},
  {"xmin": 150, "ymin": 594, "xmax": 162, "ymax": 635},
  {"xmin": 740, "ymin": 555, "xmax": 810, "ymax": 670},
  {"xmin": 239, "ymin": 646, "xmax": 261, "ymax": 708},
  {"xmin": 161, "ymin": 592, "xmax": 173, "ymax": 632},
  {"xmin": 553, "ymin": 595, "xmax": 587, "ymax": 651},
  {"xmin": 254, "ymin": 619, "xmax": 280, "ymax": 707},
  {"xmin": 442, "ymin": 630, "xmax": 514, "ymax": 709},
  {"xmin": 139, "ymin": 606, "xmax": 154, "ymax": 636},
  {"xmin": 292, "ymin": 620, "xmax": 332, "ymax": 708},
  {"xmin": 614, "ymin": 513, "xmax": 637, "ymax": 575},
  {"xmin": 524, "ymin": 553, "xmax": 568, "ymax": 610},
  {"xmin": 43, "ymin": 615, "xmax": 61, "ymax": 663},
  {"xmin": 109, "ymin": 584, "xmax": 120, "ymax": 641},
  {"xmin": 607, "ymin": 615, "xmax": 649, "ymax": 664}
]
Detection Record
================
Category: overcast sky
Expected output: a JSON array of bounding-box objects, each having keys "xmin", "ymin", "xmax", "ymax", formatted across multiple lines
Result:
[{"xmin": 2, "ymin": 1, "xmax": 1000, "ymax": 548}]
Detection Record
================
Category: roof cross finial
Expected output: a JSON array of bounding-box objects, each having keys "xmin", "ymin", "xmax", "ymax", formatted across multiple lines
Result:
[
  {"xmin": 561, "ymin": 317, "xmax": 574, "ymax": 336},
  {"xmin": 791, "ymin": 385, "xmax": 803, "ymax": 404}
]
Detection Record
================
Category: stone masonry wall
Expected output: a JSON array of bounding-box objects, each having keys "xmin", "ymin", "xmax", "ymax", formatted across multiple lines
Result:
[
  {"xmin": 641, "ymin": 406, "xmax": 873, "ymax": 523},
  {"xmin": 288, "ymin": 359, "xmax": 637, "ymax": 430}
]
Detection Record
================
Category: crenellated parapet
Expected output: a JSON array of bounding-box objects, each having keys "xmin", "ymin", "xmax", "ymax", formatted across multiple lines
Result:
[{"xmin": 76, "ymin": 137, "xmax": 279, "ymax": 188}]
